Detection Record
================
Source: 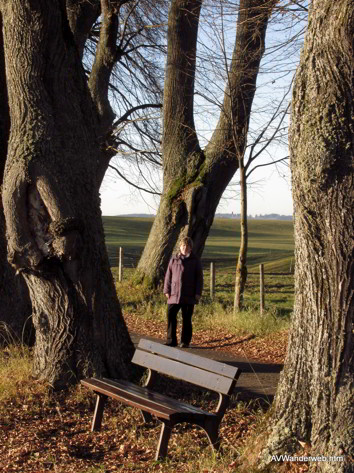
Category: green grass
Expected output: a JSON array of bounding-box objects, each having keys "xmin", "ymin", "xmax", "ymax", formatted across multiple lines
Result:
[
  {"xmin": 107, "ymin": 217, "xmax": 295, "ymax": 335},
  {"xmin": 103, "ymin": 216, "xmax": 153, "ymax": 268},
  {"xmin": 103, "ymin": 217, "xmax": 294, "ymax": 273},
  {"xmin": 114, "ymin": 267, "xmax": 293, "ymax": 337}
]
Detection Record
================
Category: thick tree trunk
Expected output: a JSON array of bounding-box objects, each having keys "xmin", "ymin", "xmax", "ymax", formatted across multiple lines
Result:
[
  {"xmin": 136, "ymin": 0, "xmax": 273, "ymax": 287},
  {"xmin": 0, "ymin": 17, "xmax": 32, "ymax": 344},
  {"xmin": 1, "ymin": 0, "xmax": 134, "ymax": 389},
  {"xmin": 260, "ymin": 1, "xmax": 353, "ymax": 471},
  {"xmin": 133, "ymin": 0, "xmax": 204, "ymax": 287}
]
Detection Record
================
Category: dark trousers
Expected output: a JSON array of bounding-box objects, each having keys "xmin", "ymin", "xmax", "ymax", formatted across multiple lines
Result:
[{"xmin": 166, "ymin": 304, "xmax": 194, "ymax": 345}]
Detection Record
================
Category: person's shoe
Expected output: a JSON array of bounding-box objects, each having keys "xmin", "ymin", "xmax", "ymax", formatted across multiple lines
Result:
[
  {"xmin": 179, "ymin": 342, "xmax": 189, "ymax": 348},
  {"xmin": 164, "ymin": 342, "xmax": 177, "ymax": 347}
]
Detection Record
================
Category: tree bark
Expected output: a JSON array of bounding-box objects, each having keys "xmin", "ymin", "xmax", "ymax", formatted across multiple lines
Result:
[
  {"xmin": 1, "ymin": 0, "xmax": 134, "ymax": 388},
  {"xmin": 233, "ymin": 162, "xmax": 248, "ymax": 312},
  {"xmin": 133, "ymin": 0, "xmax": 203, "ymax": 286},
  {"xmin": 66, "ymin": 0, "xmax": 100, "ymax": 60},
  {"xmin": 135, "ymin": 0, "xmax": 274, "ymax": 288},
  {"xmin": 260, "ymin": 1, "xmax": 353, "ymax": 471},
  {"xmin": 0, "ymin": 15, "xmax": 32, "ymax": 344}
]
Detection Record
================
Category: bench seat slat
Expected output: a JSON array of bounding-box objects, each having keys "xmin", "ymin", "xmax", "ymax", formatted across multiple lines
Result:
[
  {"xmin": 132, "ymin": 350, "xmax": 235, "ymax": 395},
  {"xmin": 81, "ymin": 378, "xmax": 174, "ymax": 419},
  {"xmin": 138, "ymin": 339, "xmax": 240, "ymax": 380},
  {"xmin": 81, "ymin": 378, "xmax": 216, "ymax": 423},
  {"xmin": 104, "ymin": 378, "xmax": 213, "ymax": 416}
]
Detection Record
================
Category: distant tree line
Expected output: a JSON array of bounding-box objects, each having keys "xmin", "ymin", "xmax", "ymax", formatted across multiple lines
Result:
[{"xmin": 215, "ymin": 213, "xmax": 293, "ymax": 220}]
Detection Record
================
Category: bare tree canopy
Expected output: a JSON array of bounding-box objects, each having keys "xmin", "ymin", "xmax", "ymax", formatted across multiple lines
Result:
[
  {"xmin": 135, "ymin": 0, "xmax": 290, "ymax": 288},
  {"xmin": 81, "ymin": 0, "xmax": 168, "ymax": 188}
]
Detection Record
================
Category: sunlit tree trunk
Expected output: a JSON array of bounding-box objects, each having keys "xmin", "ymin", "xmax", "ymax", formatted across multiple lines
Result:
[
  {"xmin": 260, "ymin": 1, "xmax": 353, "ymax": 471},
  {"xmin": 233, "ymin": 162, "xmax": 248, "ymax": 312},
  {"xmin": 0, "ymin": 17, "xmax": 32, "ymax": 344},
  {"xmin": 1, "ymin": 0, "xmax": 134, "ymax": 388}
]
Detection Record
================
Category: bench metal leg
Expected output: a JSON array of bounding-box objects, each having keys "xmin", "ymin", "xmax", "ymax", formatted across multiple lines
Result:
[
  {"xmin": 91, "ymin": 394, "xmax": 107, "ymax": 431},
  {"xmin": 141, "ymin": 410, "xmax": 153, "ymax": 423},
  {"xmin": 155, "ymin": 421, "xmax": 173, "ymax": 460},
  {"xmin": 197, "ymin": 419, "xmax": 221, "ymax": 452},
  {"xmin": 205, "ymin": 424, "xmax": 221, "ymax": 452}
]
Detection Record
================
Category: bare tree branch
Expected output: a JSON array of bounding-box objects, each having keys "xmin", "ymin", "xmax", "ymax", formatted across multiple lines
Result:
[
  {"xmin": 288, "ymin": 0, "xmax": 309, "ymax": 12},
  {"xmin": 245, "ymin": 86, "xmax": 291, "ymax": 172},
  {"xmin": 66, "ymin": 0, "xmax": 100, "ymax": 59},
  {"xmin": 108, "ymin": 164, "xmax": 161, "ymax": 195},
  {"xmin": 246, "ymin": 156, "xmax": 289, "ymax": 178},
  {"xmin": 88, "ymin": 0, "xmax": 121, "ymax": 134},
  {"xmin": 113, "ymin": 103, "xmax": 162, "ymax": 127}
]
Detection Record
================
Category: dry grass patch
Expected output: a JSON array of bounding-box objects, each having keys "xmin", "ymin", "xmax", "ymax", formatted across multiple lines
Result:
[{"xmin": 0, "ymin": 343, "xmax": 49, "ymax": 410}]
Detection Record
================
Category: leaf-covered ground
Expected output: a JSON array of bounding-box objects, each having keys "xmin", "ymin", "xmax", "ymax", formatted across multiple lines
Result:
[
  {"xmin": 123, "ymin": 312, "xmax": 288, "ymax": 365},
  {"xmin": 1, "ymin": 385, "xmax": 268, "ymax": 473},
  {"xmin": 1, "ymin": 319, "xmax": 309, "ymax": 473}
]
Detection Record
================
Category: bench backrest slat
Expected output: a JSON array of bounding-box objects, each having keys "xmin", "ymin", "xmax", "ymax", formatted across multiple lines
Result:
[
  {"xmin": 132, "ymin": 348, "xmax": 237, "ymax": 395},
  {"xmin": 137, "ymin": 339, "xmax": 240, "ymax": 380}
]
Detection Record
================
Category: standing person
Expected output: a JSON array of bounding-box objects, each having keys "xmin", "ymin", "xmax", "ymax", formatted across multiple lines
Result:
[{"xmin": 163, "ymin": 237, "xmax": 203, "ymax": 347}]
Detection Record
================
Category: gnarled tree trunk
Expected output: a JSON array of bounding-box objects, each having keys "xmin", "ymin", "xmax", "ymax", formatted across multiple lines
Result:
[
  {"xmin": 260, "ymin": 1, "xmax": 353, "ymax": 471},
  {"xmin": 0, "ymin": 17, "xmax": 32, "ymax": 344},
  {"xmin": 135, "ymin": 0, "xmax": 275, "ymax": 288},
  {"xmin": 1, "ymin": 0, "xmax": 134, "ymax": 389}
]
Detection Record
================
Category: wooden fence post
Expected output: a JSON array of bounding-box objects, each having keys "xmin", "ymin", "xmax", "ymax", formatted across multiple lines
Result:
[
  {"xmin": 260, "ymin": 263, "xmax": 265, "ymax": 315},
  {"xmin": 119, "ymin": 247, "xmax": 123, "ymax": 282},
  {"xmin": 210, "ymin": 262, "xmax": 215, "ymax": 299}
]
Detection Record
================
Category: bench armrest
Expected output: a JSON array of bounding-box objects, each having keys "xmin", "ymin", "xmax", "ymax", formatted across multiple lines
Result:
[
  {"xmin": 143, "ymin": 368, "xmax": 158, "ymax": 390},
  {"xmin": 215, "ymin": 393, "xmax": 230, "ymax": 419}
]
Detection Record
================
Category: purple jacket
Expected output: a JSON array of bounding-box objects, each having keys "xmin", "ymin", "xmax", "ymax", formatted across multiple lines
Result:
[{"xmin": 163, "ymin": 252, "xmax": 203, "ymax": 304}]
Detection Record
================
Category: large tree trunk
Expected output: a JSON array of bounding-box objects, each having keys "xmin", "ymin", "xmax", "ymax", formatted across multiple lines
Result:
[
  {"xmin": 134, "ymin": 0, "xmax": 204, "ymax": 286},
  {"xmin": 0, "ymin": 17, "xmax": 32, "ymax": 344},
  {"xmin": 260, "ymin": 1, "xmax": 353, "ymax": 471},
  {"xmin": 136, "ymin": 0, "xmax": 274, "ymax": 287},
  {"xmin": 1, "ymin": 0, "xmax": 134, "ymax": 389}
]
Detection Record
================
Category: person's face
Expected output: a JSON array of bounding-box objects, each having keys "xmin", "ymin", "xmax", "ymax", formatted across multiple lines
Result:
[{"xmin": 180, "ymin": 242, "xmax": 192, "ymax": 255}]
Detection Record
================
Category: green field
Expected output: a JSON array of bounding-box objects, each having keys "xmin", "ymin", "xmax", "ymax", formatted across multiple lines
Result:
[
  {"xmin": 103, "ymin": 216, "xmax": 294, "ymax": 273},
  {"xmin": 104, "ymin": 217, "xmax": 295, "ymax": 324}
]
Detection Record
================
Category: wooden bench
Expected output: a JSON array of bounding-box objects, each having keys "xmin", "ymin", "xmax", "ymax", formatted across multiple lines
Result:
[{"xmin": 81, "ymin": 338, "xmax": 241, "ymax": 460}]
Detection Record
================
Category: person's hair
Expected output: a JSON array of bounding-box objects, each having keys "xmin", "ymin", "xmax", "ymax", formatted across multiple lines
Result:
[{"xmin": 180, "ymin": 236, "xmax": 193, "ymax": 249}]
